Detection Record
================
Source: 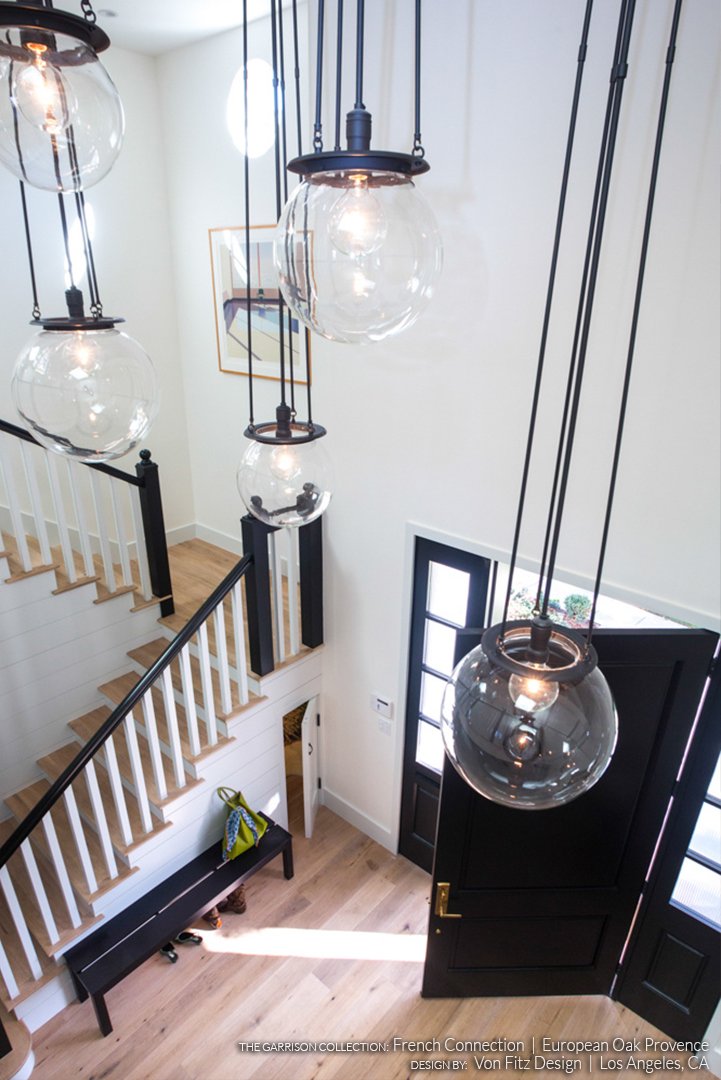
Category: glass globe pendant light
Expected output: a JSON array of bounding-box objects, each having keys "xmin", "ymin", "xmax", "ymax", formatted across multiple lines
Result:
[
  {"xmin": 273, "ymin": 0, "xmax": 442, "ymax": 345},
  {"xmin": 442, "ymin": 0, "xmax": 678, "ymax": 809},
  {"xmin": 11, "ymin": 153, "xmax": 159, "ymax": 462},
  {"xmin": 236, "ymin": 0, "xmax": 331, "ymax": 529},
  {"xmin": 0, "ymin": 1, "xmax": 124, "ymax": 192}
]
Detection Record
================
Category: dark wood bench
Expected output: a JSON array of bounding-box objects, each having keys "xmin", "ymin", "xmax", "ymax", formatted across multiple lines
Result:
[{"xmin": 65, "ymin": 817, "xmax": 293, "ymax": 1035}]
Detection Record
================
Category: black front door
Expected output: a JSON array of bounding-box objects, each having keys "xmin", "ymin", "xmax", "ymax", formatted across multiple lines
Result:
[{"xmin": 422, "ymin": 628, "xmax": 718, "ymax": 998}]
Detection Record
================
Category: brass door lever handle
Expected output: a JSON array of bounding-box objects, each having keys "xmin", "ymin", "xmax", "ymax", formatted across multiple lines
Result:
[{"xmin": 434, "ymin": 882, "xmax": 461, "ymax": 918}]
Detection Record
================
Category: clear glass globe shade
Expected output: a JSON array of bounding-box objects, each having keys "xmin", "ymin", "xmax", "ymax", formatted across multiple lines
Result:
[
  {"xmin": 0, "ymin": 30, "xmax": 124, "ymax": 191},
  {"xmin": 508, "ymin": 671, "xmax": 560, "ymax": 713},
  {"xmin": 274, "ymin": 170, "xmax": 442, "ymax": 345},
  {"xmin": 237, "ymin": 436, "xmax": 333, "ymax": 529},
  {"xmin": 440, "ymin": 629, "xmax": 618, "ymax": 810},
  {"xmin": 12, "ymin": 328, "xmax": 160, "ymax": 462}
]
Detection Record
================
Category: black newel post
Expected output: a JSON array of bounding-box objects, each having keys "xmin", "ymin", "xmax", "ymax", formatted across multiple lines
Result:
[
  {"xmin": 135, "ymin": 450, "xmax": 174, "ymax": 617},
  {"xmin": 241, "ymin": 514, "xmax": 276, "ymax": 677},
  {"xmin": 298, "ymin": 515, "xmax": 323, "ymax": 649}
]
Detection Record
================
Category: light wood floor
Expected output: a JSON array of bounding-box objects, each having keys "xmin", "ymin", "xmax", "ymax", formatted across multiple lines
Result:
[{"xmin": 28, "ymin": 777, "xmax": 709, "ymax": 1080}]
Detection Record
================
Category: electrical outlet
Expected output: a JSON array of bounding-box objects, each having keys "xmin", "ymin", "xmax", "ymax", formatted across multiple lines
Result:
[
  {"xmin": 378, "ymin": 717, "xmax": 392, "ymax": 736},
  {"xmin": 370, "ymin": 693, "xmax": 393, "ymax": 719}
]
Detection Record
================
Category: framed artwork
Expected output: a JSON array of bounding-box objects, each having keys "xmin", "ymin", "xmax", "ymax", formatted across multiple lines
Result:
[{"xmin": 209, "ymin": 224, "xmax": 309, "ymax": 384}]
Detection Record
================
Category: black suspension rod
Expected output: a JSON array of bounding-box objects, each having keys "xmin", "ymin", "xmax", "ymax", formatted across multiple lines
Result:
[
  {"xmin": 291, "ymin": 0, "xmax": 303, "ymax": 153},
  {"xmin": 541, "ymin": 0, "xmax": 637, "ymax": 621},
  {"xmin": 354, "ymin": 0, "xmax": 364, "ymax": 108},
  {"xmin": 499, "ymin": 0, "xmax": 595, "ymax": 641},
  {"xmin": 243, "ymin": 0, "xmax": 254, "ymax": 422},
  {"xmin": 586, "ymin": 0, "xmax": 684, "ymax": 644},
  {"xmin": 270, "ymin": 0, "xmax": 286, "ymax": 404},
  {"xmin": 314, "ymin": 0, "xmax": 325, "ymax": 150},
  {"xmin": 19, "ymin": 181, "xmax": 41, "ymax": 318},
  {"xmin": 413, "ymin": 0, "xmax": 423, "ymax": 155},
  {"xmin": 0, "ymin": 554, "xmax": 253, "ymax": 870},
  {"xmin": 276, "ymin": 0, "xmax": 295, "ymax": 415},
  {"xmin": 334, "ymin": 0, "xmax": 344, "ymax": 150}
]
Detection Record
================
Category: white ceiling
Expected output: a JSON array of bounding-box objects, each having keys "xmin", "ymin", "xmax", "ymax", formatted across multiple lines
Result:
[{"xmin": 62, "ymin": 0, "xmax": 274, "ymax": 56}]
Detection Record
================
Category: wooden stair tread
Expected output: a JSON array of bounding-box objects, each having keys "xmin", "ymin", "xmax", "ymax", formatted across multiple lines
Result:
[
  {"xmin": 0, "ymin": 885, "xmax": 58, "ymax": 1010},
  {"xmin": 0, "ymin": 820, "xmax": 102, "ymax": 960},
  {"xmin": 37, "ymin": 744, "xmax": 174, "ymax": 857},
  {"xmin": 1, "ymin": 531, "xmax": 58, "ymax": 583},
  {"xmin": 5, "ymin": 780, "xmax": 138, "ymax": 907},
  {"xmin": 99, "ymin": 672, "xmax": 235, "ymax": 764},
  {"xmin": 69, "ymin": 707, "xmax": 204, "ymax": 810},
  {"xmin": 128, "ymin": 638, "xmax": 264, "ymax": 720}
]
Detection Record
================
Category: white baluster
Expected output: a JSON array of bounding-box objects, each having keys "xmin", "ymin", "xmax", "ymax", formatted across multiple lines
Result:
[
  {"xmin": 67, "ymin": 461, "xmax": 95, "ymax": 577},
  {"xmin": 83, "ymin": 760, "xmax": 118, "ymax": 880},
  {"xmin": 0, "ymin": 938, "xmax": 19, "ymax": 1001},
  {"xmin": 109, "ymin": 478, "xmax": 134, "ymax": 588},
  {"xmin": 45, "ymin": 451, "xmax": 76, "ymax": 583},
  {"xmin": 0, "ymin": 866, "xmax": 43, "ymax": 980},
  {"xmin": 270, "ymin": 532, "xmax": 286, "ymax": 664},
  {"xmin": 0, "ymin": 434, "xmax": 32, "ymax": 572},
  {"xmin": 124, "ymin": 712, "xmax": 153, "ymax": 833},
  {"xmin": 19, "ymin": 442, "xmax": 52, "ymax": 564},
  {"xmin": 141, "ymin": 690, "xmax": 168, "ymax": 801},
  {"xmin": 89, "ymin": 471, "xmax": 116, "ymax": 593},
  {"xmin": 213, "ymin": 600, "xmax": 233, "ymax": 715},
  {"xmin": 197, "ymin": 621, "xmax": 218, "ymax": 745},
  {"xmin": 160, "ymin": 668, "xmax": 186, "ymax": 789},
  {"xmin": 231, "ymin": 581, "xmax": 249, "ymax": 706},
  {"xmin": 103, "ymin": 733, "xmax": 133, "ymax": 848},
  {"xmin": 179, "ymin": 645, "xmax": 201, "ymax": 758},
  {"xmin": 19, "ymin": 839, "xmax": 59, "ymax": 945},
  {"xmin": 129, "ymin": 485, "xmax": 152, "ymax": 601},
  {"xmin": 42, "ymin": 813, "xmax": 81, "ymax": 928},
  {"xmin": 63, "ymin": 787, "xmax": 98, "ymax": 896},
  {"xmin": 287, "ymin": 527, "xmax": 300, "ymax": 656}
]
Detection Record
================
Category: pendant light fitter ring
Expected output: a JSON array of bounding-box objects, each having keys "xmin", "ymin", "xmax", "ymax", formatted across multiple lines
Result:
[
  {"xmin": 0, "ymin": 4, "xmax": 111, "ymax": 53},
  {"xmin": 34, "ymin": 316, "xmax": 124, "ymax": 332},
  {"xmin": 287, "ymin": 149, "xmax": 430, "ymax": 178},
  {"xmin": 482, "ymin": 620, "xmax": 598, "ymax": 686},
  {"xmin": 244, "ymin": 421, "xmax": 328, "ymax": 446}
]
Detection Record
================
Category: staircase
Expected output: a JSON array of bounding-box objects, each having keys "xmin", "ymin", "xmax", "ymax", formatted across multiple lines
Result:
[{"xmin": 0, "ymin": 424, "xmax": 324, "ymax": 1047}]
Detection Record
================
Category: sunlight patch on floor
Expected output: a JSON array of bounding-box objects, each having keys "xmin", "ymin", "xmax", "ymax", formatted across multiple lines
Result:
[{"xmin": 201, "ymin": 926, "xmax": 427, "ymax": 962}]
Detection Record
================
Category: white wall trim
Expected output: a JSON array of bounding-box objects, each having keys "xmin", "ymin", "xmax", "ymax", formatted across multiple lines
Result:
[
  {"xmin": 698, "ymin": 999, "xmax": 721, "ymax": 1076},
  {"xmin": 321, "ymin": 787, "xmax": 393, "ymax": 852}
]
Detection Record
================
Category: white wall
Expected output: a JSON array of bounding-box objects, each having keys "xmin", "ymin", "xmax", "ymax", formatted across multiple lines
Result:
[
  {"xmin": 153, "ymin": 0, "xmax": 719, "ymax": 846},
  {"xmin": 0, "ymin": 47, "xmax": 196, "ymax": 537}
]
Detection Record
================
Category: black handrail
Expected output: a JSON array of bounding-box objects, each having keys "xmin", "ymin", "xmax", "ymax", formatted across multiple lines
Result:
[
  {"xmin": 0, "ymin": 552, "xmax": 252, "ymax": 871},
  {"xmin": 0, "ymin": 417, "xmax": 142, "ymax": 487}
]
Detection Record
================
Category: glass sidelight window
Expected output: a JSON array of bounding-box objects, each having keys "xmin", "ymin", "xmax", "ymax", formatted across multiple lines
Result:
[{"xmin": 671, "ymin": 751, "xmax": 721, "ymax": 928}]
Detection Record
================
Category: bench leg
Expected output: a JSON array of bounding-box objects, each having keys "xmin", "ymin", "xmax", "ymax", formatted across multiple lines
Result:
[
  {"xmin": 282, "ymin": 839, "xmax": 294, "ymax": 880},
  {"xmin": 92, "ymin": 993, "xmax": 113, "ymax": 1037}
]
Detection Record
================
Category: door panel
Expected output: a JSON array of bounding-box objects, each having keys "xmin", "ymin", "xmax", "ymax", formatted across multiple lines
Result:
[
  {"xmin": 301, "ymin": 697, "xmax": 319, "ymax": 839},
  {"xmin": 422, "ymin": 628, "xmax": 718, "ymax": 999},
  {"xmin": 614, "ymin": 661, "xmax": 721, "ymax": 1040}
]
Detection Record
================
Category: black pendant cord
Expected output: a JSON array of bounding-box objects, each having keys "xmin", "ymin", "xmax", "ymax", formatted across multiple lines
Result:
[
  {"xmin": 412, "ymin": 0, "xmax": 424, "ymax": 157},
  {"xmin": 290, "ymin": 0, "xmax": 314, "ymax": 422},
  {"xmin": 334, "ymin": 0, "xmax": 343, "ymax": 151},
  {"xmin": 540, "ymin": 0, "xmax": 637, "ymax": 628},
  {"xmin": 586, "ymin": 0, "xmax": 684, "ymax": 646},
  {"xmin": 313, "ymin": 0, "xmax": 325, "ymax": 151},
  {"xmin": 498, "ymin": 0, "xmax": 595, "ymax": 643},
  {"xmin": 354, "ymin": 0, "xmax": 364, "ymax": 108},
  {"xmin": 8, "ymin": 48, "xmax": 29, "ymax": 185},
  {"xmin": 68, "ymin": 129, "xmax": 102, "ymax": 316},
  {"xmin": 19, "ymin": 182, "xmax": 41, "ymax": 320},
  {"xmin": 270, "ymin": 0, "xmax": 286, "ymax": 407},
  {"xmin": 276, "ymin": 0, "xmax": 295, "ymax": 417},
  {"xmin": 243, "ymin": 0, "xmax": 254, "ymax": 425}
]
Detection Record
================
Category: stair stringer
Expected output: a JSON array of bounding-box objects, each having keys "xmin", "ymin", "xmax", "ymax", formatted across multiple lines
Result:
[{"xmin": 9, "ymin": 648, "xmax": 323, "ymax": 1033}]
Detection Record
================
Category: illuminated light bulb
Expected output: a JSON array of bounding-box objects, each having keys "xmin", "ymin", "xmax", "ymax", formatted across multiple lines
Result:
[
  {"xmin": 269, "ymin": 444, "xmax": 302, "ymax": 481},
  {"xmin": 12, "ymin": 44, "xmax": 73, "ymax": 135},
  {"xmin": 508, "ymin": 671, "xmax": 560, "ymax": 714},
  {"xmin": 11, "ymin": 328, "xmax": 160, "ymax": 461},
  {"xmin": 328, "ymin": 179, "xmax": 388, "ymax": 257}
]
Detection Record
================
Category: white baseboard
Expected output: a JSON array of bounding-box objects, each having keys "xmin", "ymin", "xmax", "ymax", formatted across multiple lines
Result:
[
  {"xmin": 194, "ymin": 523, "xmax": 244, "ymax": 556},
  {"xmin": 165, "ymin": 522, "xmax": 198, "ymax": 547},
  {"xmin": 320, "ymin": 787, "xmax": 394, "ymax": 853},
  {"xmin": 14, "ymin": 967, "xmax": 76, "ymax": 1033}
]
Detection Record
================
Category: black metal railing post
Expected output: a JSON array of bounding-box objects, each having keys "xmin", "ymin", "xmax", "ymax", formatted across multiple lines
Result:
[
  {"xmin": 298, "ymin": 515, "xmax": 323, "ymax": 648},
  {"xmin": 241, "ymin": 514, "xmax": 276, "ymax": 676},
  {"xmin": 135, "ymin": 449, "xmax": 174, "ymax": 617}
]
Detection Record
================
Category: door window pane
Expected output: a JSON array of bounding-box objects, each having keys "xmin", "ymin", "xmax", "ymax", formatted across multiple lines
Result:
[
  {"xmin": 427, "ymin": 562, "xmax": 470, "ymax": 626},
  {"xmin": 417, "ymin": 719, "xmax": 445, "ymax": 773},
  {"xmin": 688, "ymin": 803, "xmax": 721, "ymax": 867},
  {"xmin": 423, "ymin": 619, "xmax": 457, "ymax": 677},
  {"xmin": 671, "ymin": 858, "xmax": 721, "ymax": 928},
  {"xmin": 420, "ymin": 671, "xmax": 447, "ymax": 723}
]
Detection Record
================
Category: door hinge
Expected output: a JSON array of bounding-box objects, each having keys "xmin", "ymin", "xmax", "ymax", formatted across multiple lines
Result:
[
  {"xmin": 316, "ymin": 714, "xmax": 320, "ymax": 726},
  {"xmin": 317, "ymin": 777, "xmax": 322, "ymax": 790}
]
